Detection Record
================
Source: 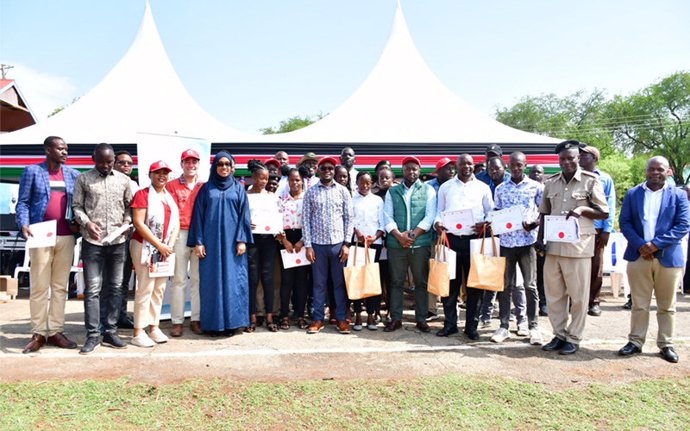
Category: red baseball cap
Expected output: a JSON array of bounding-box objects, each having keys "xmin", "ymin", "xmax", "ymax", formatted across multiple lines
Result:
[
  {"xmin": 180, "ymin": 149, "xmax": 200, "ymax": 161},
  {"xmin": 264, "ymin": 158, "xmax": 280, "ymax": 167},
  {"xmin": 435, "ymin": 157, "xmax": 453, "ymax": 173},
  {"xmin": 401, "ymin": 156, "xmax": 421, "ymax": 167},
  {"xmin": 149, "ymin": 160, "xmax": 172, "ymax": 174},
  {"xmin": 317, "ymin": 156, "xmax": 339, "ymax": 167}
]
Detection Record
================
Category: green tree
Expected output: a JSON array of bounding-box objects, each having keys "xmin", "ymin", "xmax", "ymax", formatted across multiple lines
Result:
[
  {"xmin": 606, "ymin": 71, "xmax": 690, "ymax": 185},
  {"xmin": 48, "ymin": 97, "xmax": 80, "ymax": 117},
  {"xmin": 496, "ymin": 89, "xmax": 615, "ymax": 157},
  {"xmin": 260, "ymin": 113, "xmax": 325, "ymax": 134}
]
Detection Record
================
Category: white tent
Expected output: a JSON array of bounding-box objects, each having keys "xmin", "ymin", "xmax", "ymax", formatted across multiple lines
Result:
[
  {"xmin": 0, "ymin": 2, "xmax": 249, "ymax": 146},
  {"xmin": 261, "ymin": 1, "xmax": 560, "ymax": 145}
]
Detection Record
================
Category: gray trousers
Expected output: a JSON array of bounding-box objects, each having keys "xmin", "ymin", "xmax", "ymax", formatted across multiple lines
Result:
[{"xmin": 498, "ymin": 245, "xmax": 539, "ymax": 329}]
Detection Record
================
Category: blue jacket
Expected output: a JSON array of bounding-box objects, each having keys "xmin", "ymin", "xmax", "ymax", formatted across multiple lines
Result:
[
  {"xmin": 619, "ymin": 184, "xmax": 690, "ymax": 267},
  {"xmin": 16, "ymin": 162, "xmax": 80, "ymax": 234}
]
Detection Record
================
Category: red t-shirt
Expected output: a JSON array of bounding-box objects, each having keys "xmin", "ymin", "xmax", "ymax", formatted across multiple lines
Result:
[
  {"xmin": 43, "ymin": 167, "xmax": 72, "ymax": 235},
  {"xmin": 131, "ymin": 188, "xmax": 172, "ymax": 244}
]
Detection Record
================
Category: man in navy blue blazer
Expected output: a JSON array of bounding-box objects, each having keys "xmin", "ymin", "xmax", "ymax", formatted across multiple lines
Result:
[{"xmin": 618, "ymin": 156, "xmax": 690, "ymax": 363}]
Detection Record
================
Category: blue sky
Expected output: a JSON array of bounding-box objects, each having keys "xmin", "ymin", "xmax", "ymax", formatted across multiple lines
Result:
[{"xmin": 1, "ymin": 0, "xmax": 688, "ymax": 134}]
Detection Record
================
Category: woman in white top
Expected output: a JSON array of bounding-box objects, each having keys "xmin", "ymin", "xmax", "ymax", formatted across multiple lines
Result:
[{"xmin": 351, "ymin": 171, "xmax": 385, "ymax": 331}]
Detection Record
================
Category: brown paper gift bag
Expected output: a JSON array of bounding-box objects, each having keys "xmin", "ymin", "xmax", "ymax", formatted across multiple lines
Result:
[
  {"xmin": 427, "ymin": 231, "xmax": 451, "ymax": 297},
  {"xmin": 467, "ymin": 231, "xmax": 505, "ymax": 292},
  {"xmin": 344, "ymin": 242, "xmax": 382, "ymax": 300}
]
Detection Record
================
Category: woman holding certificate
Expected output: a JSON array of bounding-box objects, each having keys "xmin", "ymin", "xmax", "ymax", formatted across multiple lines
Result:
[
  {"xmin": 246, "ymin": 160, "xmax": 282, "ymax": 332},
  {"xmin": 188, "ymin": 152, "xmax": 253, "ymax": 335},
  {"xmin": 277, "ymin": 168, "xmax": 309, "ymax": 330},
  {"xmin": 130, "ymin": 161, "xmax": 180, "ymax": 348}
]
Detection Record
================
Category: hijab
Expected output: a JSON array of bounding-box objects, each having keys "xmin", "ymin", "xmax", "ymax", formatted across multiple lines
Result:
[{"xmin": 209, "ymin": 151, "xmax": 236, "ymax": 191}]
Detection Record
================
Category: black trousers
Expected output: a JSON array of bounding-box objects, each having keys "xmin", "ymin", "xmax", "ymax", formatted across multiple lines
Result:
[
  {"xmin": 279, "ymin": 229, "xmax": 308, "ymax": 319},
  {"xmin": 248, "ymin": 234, "xmax": 277, "ymax": 315},
  {"xmin": 441, "ymin": 233, "xmax": 482, "ymax": 332}
]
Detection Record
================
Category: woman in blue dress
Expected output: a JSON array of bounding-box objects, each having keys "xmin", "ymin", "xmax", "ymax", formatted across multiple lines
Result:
[{"xmin": 188, "ymin": 151, "xmax": 252, "ymax": 334}]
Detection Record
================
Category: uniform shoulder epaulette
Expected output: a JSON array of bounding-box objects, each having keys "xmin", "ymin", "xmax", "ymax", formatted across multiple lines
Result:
[
  {"xmin": 545, "ymin": 172, "xmax": 560, "ymax": 180},
  {"xmin": 581, "ymin": 170, "xmax": 598, "ymax": 178}
]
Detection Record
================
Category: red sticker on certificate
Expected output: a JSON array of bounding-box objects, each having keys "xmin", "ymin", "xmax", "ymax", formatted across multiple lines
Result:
[
  {"xmin": 265, "ymin": 226, "xmax": 270, "ymax": 232},
  {"xmin": 456, "ymin": 224, "xmax": 462, "ymax": 229},
  {"xmin": 558, "ymin": 232, "xmax": 565, "ymax": 239},
  {"xmin": 295, "ymin": 259, "xmax": 301, "ymax": 264},
  {"xmin": 47, "ymin": 232, "xmax": 54, "ymax": 237},
  {"xmin": 505, "ymin": 223, "xmax": 512, "ymax": 229}
]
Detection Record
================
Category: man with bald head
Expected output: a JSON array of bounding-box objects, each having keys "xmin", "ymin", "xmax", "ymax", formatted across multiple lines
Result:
[
  {"xmin": 435, "ymin": 153, "xmax": 493, "ymax": 339},
  {"xmin": 617, "ymin": 156, "xmax": 689, "ymax": 363}
]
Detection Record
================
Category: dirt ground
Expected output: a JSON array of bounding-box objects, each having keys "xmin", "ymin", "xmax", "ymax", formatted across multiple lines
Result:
[{"xmin": 2, "ymin": 287, "xmax": 689, "ymax": 388}]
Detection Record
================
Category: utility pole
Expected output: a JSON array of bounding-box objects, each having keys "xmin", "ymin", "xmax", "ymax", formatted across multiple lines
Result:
[{"xmin": 0, "ymin": 64, "xmax": 14, "ymax": 79}]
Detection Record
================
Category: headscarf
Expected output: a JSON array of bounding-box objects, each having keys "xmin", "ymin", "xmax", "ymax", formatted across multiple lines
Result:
[{"xmin": 209, "ymin": 151, "xmax": 236, "ymax": 191}]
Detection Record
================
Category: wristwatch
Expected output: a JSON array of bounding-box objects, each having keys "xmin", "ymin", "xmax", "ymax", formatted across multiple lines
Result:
[{"xmin": 408, "ymin": 232, "xmax": 417, "ymax": 239}]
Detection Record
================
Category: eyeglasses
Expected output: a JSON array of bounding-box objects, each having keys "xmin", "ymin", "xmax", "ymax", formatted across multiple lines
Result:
[
  {"xmin": 116, "ymin": 161, "xmax": 133, "ymax": 166},
  {"xmin": 216, "ymin": 162, "xmax": 233, "ymax": 167}
]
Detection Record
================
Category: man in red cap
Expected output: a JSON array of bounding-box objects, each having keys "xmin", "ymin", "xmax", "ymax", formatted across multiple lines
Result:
[
  {"xmin": 382, "ymin": 156, "xmax": 437, "ymax": 333},
  {"xmin": 303, "ymin": 156, "xmax": 354, "ymax": 334},
  {"xmin": 165, "ymin": 149, "xmax": 205, "ymax": 337}
]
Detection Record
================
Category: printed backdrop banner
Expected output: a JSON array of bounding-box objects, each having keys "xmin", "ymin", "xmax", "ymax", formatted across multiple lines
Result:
[{"xmin": 136, "ymin": 134, "xmax": 212, "ymax": 188}]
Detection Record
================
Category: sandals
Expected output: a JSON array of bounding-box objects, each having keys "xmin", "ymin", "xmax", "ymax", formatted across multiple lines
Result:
[
  {"xmin": 279, "ymin": 317, "xmax": 290, "ymax": 331},
  {"xmin": 244, "ymin": 322, "xmax": 256, "ymax": 333},
  {"xmin": 297, "ymin": 318, "xmax": 308, "ymax": 329},
  {"xmin": 266, "ymin": 321, "xmax": 279, "ymax": 332}
]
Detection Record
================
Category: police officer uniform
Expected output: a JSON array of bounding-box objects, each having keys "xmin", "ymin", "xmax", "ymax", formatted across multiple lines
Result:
[{"xmin": 539, "ymin": 141, "xmax": 609, "ymax": 346}]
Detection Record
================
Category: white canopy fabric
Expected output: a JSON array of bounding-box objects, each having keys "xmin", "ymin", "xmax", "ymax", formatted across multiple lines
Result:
[
  {"xmin": 261, "ymin": 2, "xmax": 560, "ymax": 145},
  {"xmin": 0, "ymin": 2, "xmax": 249, "ymax": 146}
]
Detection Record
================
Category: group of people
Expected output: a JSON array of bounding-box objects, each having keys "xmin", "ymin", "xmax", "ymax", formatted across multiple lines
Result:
[{"xmin": 16, "ymin": 136, "xmax": 689, "ymax": 363}]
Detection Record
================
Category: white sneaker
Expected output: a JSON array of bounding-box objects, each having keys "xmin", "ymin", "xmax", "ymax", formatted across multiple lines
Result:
[
  {"xmin": 131, "ymin": 333, "xmax": 155, "ymax": 348},
  {"xmin": 148, "ymin": 328, "xmax": 169, "ymax": 344},
  {"xmin": 516, "ymin": 323, "xmax": 529, "ymax": 336},
  {"xmin": 490, "ymin": 327, "xmax": 511, "ymax": 343},
  {"xmin": 529, "ymin": 328, "xmax": 544, "ymax": 345}
]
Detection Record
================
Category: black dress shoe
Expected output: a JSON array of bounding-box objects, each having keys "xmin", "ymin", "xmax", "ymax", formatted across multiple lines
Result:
[
  {"xmin": 80, "ymin": 337, "xmax": 100, "ymax": 355},
  {"xmin": 383, "ymin": 320, "xmax": 402, "ymax": 332},
  {"xmin": 102, "ymin": 333, "xmax": 127, "ymax": 349},
  {"xmin": 415, "ymin": 322, "xmax": 431, "ymax": 333},
  {"xmin": 588, "ymin": 304, "xmax": 601, "ymax": 316},
  {"xmin": 464, "ymin": 329, "xmax": 480, "ymax": 340},
  {"xmin": 660, "ymin": 347, "xmax": 679, "ymax": 363},
  {"xmin": 559, "ymin": 341, "xmax": 579, "ymax": 355},
  {"xmin": 435, "ymin": 327, "xmax": 459, "ymax": 337},
  {"xmin": 622, "ymin": 298, "xmax": 632, "ymax": 310},
  {"xmin": 22, "ymin": 333, "xmax": 46, "ymax": 354},
  {"xmin": 542, "ymin": 337, "xmax": 566, "ymax": 351},
  {"xmin": 539, "ymin": 305, "xmax": 549, "ymax": 317},
  {"xmin": 618, "ymin": 342, "xmax": 642, "ymax": 356}
]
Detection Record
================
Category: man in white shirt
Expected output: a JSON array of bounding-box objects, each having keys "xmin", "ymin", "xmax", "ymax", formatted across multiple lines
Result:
[
  {"xmin": 434, "ymin": 154, "xmax": 493, "ymax": 340},
  {"xmin": 340, "ymin": 147, "xmax": 358, "ymax": 193}
]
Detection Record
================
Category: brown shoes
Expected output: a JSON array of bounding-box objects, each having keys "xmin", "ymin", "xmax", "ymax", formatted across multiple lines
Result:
[
  {"xmin": 47, "ymin": 332, "xmax": 77, "ymax": 349},
  {"xmin": 170, "ymin": 324, "xmax": 183, "ymax": 337},
  {"xmin": 337, "ymin": 320, "xmax": 351, "ymax": 334},
  {"xmin": 190, "ymin": 320, "xmax": 202, "ymax": 335},
  {"xmin": 307, "ymin": 320, "xmax": 324, "ymax": 334},
  {"xmin": 383, "ymin": 320, "xmax": 403, "ymax": 332},
  {"xmin": 22, "ymin": 333, "xmax": 46, "ymax": 354}
]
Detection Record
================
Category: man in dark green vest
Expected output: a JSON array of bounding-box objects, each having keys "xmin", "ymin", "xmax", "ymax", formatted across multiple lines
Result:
[{"xmin": 382, "ymin": 157, "xmax": 437, "ymax": 333}]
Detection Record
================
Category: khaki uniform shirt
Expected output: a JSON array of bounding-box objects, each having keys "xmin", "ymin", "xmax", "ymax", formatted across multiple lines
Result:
[{"xmin": 539, "ymin": 168, "xmax": 608, "ymax": 258}]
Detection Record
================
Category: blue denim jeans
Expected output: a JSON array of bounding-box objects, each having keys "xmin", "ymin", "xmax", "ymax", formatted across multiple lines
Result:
[
  {"xmin": 311, "ymin": 243, "xmax": 348, "ymax": 321},
  {"xmin": 82, "ymin": 241, "xmax": 126, "ymax": 338}
]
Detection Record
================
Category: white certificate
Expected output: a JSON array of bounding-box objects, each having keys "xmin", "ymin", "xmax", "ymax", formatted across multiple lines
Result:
[
  {"xmin": 544, "ymin": 216, "xmax": 580, "ymax": 243},
  {"xmin": 487, "ymin": 206, "xmax": 524, "ymax": 235},
  {"xmin": 248, "ymin": 193, "xmax": 283, "ymax": 234},
  {"xmin": 441, "ymin": 209, "xmax": 475, "ymax": 236},
  {"xmin": 346, "ymin": 246, "xmax": 377, "ymax": 267},
  {"xmin": 148, "ymin": 252, "xmax": 176, "ymax": 278},
  {"xmin": 280, "ymin": 249, "xmax": 311, "ymax": 269},
  {"xmin": 26, "ymin": 220, "xmax": 57, "ymax": 249},
  {"xmin": 101, "ymin": 223, "xmax": 133, "ymax": 245}
]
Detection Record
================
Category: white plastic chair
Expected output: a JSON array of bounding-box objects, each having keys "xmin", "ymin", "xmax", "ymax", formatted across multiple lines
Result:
[
  {"xmin": 70, "ymin": 237, "xmax": 83, "ymax": 274},
  {"xmin": 13, "ymin": 243, "xmax": 30, "ymax": 279}
]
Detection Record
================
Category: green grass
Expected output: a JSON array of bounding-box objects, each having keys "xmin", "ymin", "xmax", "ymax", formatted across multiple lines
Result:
[{"xmin": 1, "ymin": 375, "xmax": 689, "ymax": 430}]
